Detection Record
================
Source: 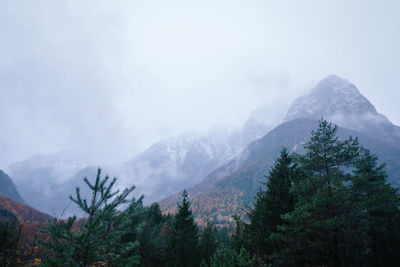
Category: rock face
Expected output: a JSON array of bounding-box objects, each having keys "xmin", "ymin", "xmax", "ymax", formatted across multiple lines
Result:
[
  {"xmin": 0, "ymin": 169, "xmax": 24, "ymax": 204},
  {"xmin": 285, "ymin": 75, "xmax": 400, "ymax": 145},
  {"xmin": 9, "ymin": 102, "xmax": 282, "ymax": 215},
  {"xmin": 160, "ymin": 75, "xmax": 400, "ymax": 225},
  {"xmin": 119, "ymin": 109, "xmax": 284, "ymax": 204},
  {"xmin": 119, "ymin": 128, "xmax": 244, "ymax": 203},
  {"xmin": 285, "ymin": 75, "xmax": 381, "ymax": 122},
  {"xmin": 18, "ymin": 74, "xmax": 399, "ymax": 222},
  {"xmin": 8, "ymin": 120, "xmax": 278, "ymax": 215}
]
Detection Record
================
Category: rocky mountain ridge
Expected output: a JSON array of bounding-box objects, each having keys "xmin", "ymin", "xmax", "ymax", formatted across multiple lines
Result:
[
  {"xmin": 160, "ymin": 75, "xmax": 400, "ymax": 225},
  {"xmin": 285, "ymin": 75, "xmax": 400, "ymax": 145},
  {"xmin": 9, "ymin": 103, "xmax": 282, "ymax": 215}
]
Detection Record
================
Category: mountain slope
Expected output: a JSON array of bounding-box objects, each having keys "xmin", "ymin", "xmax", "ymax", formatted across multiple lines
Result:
[
  {"xmin": 0, "ymin": 195, "xmax": 52, "ymax": 224},
  {"xmin": 118, "ymin": 128, "xmax": 243, "ymax": 203},
  {"xmin": 160, "ymin": 75, "xmax": 400, "ymax": 225},
  {"xmin": 241, "ymin": 105, "xmax": 285, "ymax": 146},
  {"xmin": 160, "ymin": 118, "xmax": 400, "ymax": 225},
  {"xmin": 9, "ymin": 151, "xmax": 96, "ymax": 216},
  {"xmin": 0, "ymin": 169, "xmax": 24, "ymax": 203},
  {"xmin": 11, "ymin": 162, "xmax": 103, "ymax": 217},
  {"xmin": 285, "ymin": 75, "xmax": 400, "ymax": 145},
  {"xmin": 118, "ymin": 106, "xmax": 284, "ymax": 204},
  {"xmin": 9, "ymin": 126, "xmax": 244, "ymax": 215},
  {"xmin": 9, "ymin": 99, "xmax": 282, "ymax": 215},
  {"xmin": 117, "ymin": 109, "xmax": 283, "ymax": 203}
]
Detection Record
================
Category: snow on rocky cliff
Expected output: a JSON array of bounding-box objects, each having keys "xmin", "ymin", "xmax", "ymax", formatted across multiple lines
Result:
[{"xmin": 284, "ymin": 75, "xmax": 400, "ymax": 145}]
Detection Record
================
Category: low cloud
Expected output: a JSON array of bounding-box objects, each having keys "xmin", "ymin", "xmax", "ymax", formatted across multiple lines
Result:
[{"xmin": 1, "ymin": 0, "xmax": 400, "ymax": 168}]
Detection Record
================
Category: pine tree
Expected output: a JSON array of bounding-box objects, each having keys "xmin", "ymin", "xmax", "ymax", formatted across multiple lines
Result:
[
  {"xmin": 136, "ymin": 203, "xmax": 167, "ymax": 267},
  {"xmin": 239, "ymin": 119, "xmax": 400, "ymax": 266},
  {"xmin": 279, "ymin": 119, "xmax": 360, "ymax": 266},
  {"xmin": 199, "ymin": 218, "xmax": 218, "ymax": 266},
  {"xmin": 206, "ymin": 245, "xmax": 255, "ymax": 267},
  {"xmin": 350, "ymin": 148, "xmax": 400, "ymax": 265},
  {"xmin": 230, "ymin": 213, "xmax": 248, "ymax": 252},
  {"xmin": 167, "ymin": 190, "xmax": 199, "ymax": 267},
  {"xmin": 0, "ymin": 210, "xmax": 21, "ymax": 266},
  {"xmin": 41, "ymin": 168, "xmax": 141, "ymax": 266},
  {"xmin": 245, "ymin": 148, "xmax": 296, "ymax": 264}
]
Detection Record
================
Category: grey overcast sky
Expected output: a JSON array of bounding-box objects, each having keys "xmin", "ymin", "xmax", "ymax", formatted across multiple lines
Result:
[{"xmin": 0, "ymin": 0, "xmax": 399, "ymax": 168}]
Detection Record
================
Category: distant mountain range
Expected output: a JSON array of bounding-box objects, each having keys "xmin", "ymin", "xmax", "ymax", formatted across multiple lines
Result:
[
  {"xmin": 8, "ymin": 99, "xmax": 283, "ymax": 216},
  {"xmin": 7, "ymin": 75, "xmax": 400, "ymax": 222},
  {"xmin": 117, "ymin": 104, "xmax": 285, "ymax": 204},
  {"xmin": 159, "ymin": 75, "xmax": 400, "ymax": 225},
  {"xmin": 7, "ymin": 152, "xmax": 99, "ymax": 217}
]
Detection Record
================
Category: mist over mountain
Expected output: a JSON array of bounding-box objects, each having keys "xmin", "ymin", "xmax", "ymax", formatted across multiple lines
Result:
[
  {"xmin": 160, "ymin": 75, "xmax": 400, "ymax": 225},
  {"xmin": 118, "ymin": 128, "xmax": 240, "ymax": 202},
  {"xmin": 285, "ymin": 75, "xmax": 400, "ymax": 145},
  {"xmin": 9, "ymin": 104, "xmax": 282, "ymax": 215},
  {"xmin": 2, "ymin": 1, "xmax": 400, "ymax": 264},
  {"xmin": 118, "ymin": 110, "xmax": 285, "ymax": 203},
  {"xmin": 0, "ymin": 170, "xmax": 24, "ymax": 204},
  {"xmin": 242, "ymin": 105, "xmax": 286, "ymax": 146},
  {"xmin": 8, "ymin": 75, "xmax": 400, "ymax": 220},
  {"xmin": 9, "ymin": 152, "xmax": 103, "ymax": 217}
]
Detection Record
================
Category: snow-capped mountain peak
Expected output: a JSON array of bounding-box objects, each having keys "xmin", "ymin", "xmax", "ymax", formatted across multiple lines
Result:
[
  {"xmin": 284, "ymin": 75, "xmax": 400, "ymax": 145},
  {"xmin": 284, "ymin": 75, "xmax": 389, "ymax": 124}
]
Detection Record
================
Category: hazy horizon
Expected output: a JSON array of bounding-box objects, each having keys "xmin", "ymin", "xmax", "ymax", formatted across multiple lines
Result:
[{"xmin": 1, "ymin": 0, "xmax": 400, "ymax": 168}]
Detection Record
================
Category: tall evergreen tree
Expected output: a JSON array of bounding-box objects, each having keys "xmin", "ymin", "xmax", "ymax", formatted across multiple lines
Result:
[
  {"xmin": 199, "ymin": 218, "xmax": 218, "ymax": 266},
  {"xmin": 350, "ymin": 148, "xmax": 400, "ymax": 266},
  {"xmin": 167, "ymin": 190, "xmax": 200, "ymax": 267},
  {"xmin": 135, "ymin": 203, "xmax": 167, "ymax": 267},
  {"xmin": 246, "ymin": 148, "xmax": 296, "ymax": 264},
  {"xmin": 279, "ymin": 119, "xmax": 360, "ymax": 266},
  {"xmin": 206, "ymin": 245, "xmax": 255, "ymax": 267},
  {"xmin": 41, "ymin": 168, "xmax": 141, "ymax": 266},
  {"xmin": 0, "ymin": 210, "xmax": 21, "ymax": 266},
  {"xmin": 234, "ymin": 119, "xmax": 400, "ymax": 266}
]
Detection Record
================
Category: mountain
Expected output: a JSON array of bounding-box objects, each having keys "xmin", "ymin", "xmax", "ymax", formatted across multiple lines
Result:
[
  {"xmin": 119, "ymin": 110, "xmax": 284, "ymax": 205},
  {"xmin": 241, "ymin": 105, "xmax": 286, "ymax": 146},
  {"xmin": 285, "ymin": 75, "xmax": 381, "ymax": 122},
  {"xmin": 0, "ymin": 169, "xmax": 24, "ymax": 204},
  {"xmin": 8, "ymin": 100, "xmax": 283, "ymax": 216},
  {"xmin": 8, "ymin": 127, "xmax": 246, "ymax": 215},
  {"xmin": 118, "ymin": 127, "xmax": 243, "ymax": 203},
  {"xmin": 6, "ymin": 126, "xmax": 244, "ymax": 215},
  {"xmin": 9, "ymin": 151, "xmax": 101, "ymax": 217},
  {"xmin": 160, "ymin": 75, "xmax": 400, "ymax": 226},
  {"xmin": 0, "ymin": 195, "xmax": 52, "ymax": 225},
  {"xmin": 285, "ymin": 75, "xmax": 400, "ymax": 145}
]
